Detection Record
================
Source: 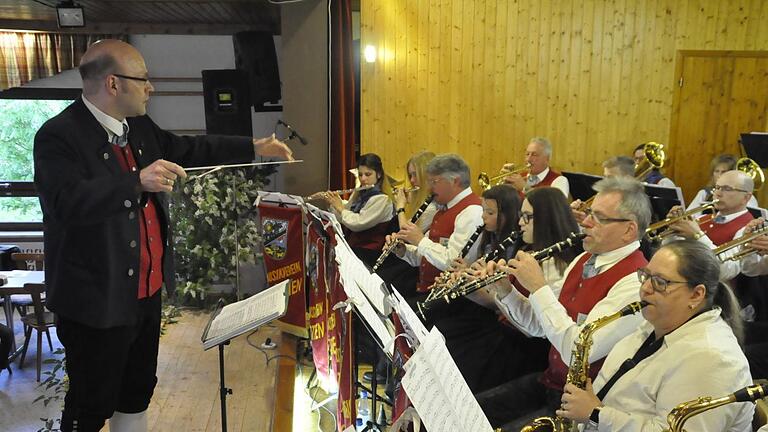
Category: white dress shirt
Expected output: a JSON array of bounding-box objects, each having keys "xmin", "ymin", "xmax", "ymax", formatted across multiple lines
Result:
[
  {"xmin": 528, "ymin": 167, "xmax": 570, "ymax": 198},
  {"xmin": 655, "ymin": 177, "xmax": 675, "ymax": 188},
  {"xmin": 334, "ymin": 194, "xmax": 394, "ymax": 232},
  {"xmin": 496, "ymin": 241, "xmax": 644, "ymax": 364},
  {"xmin": 494, "ymin": 257, "xmax": 565, "ymax": 337},
  {"xmin": 82, "ymin": 95, "xmax": 128, "ymax": 140},
  {"xmin": 587, "ymin": 308, "xmax": 754, "ymax": 432},
  {"xmin": 401, "ymin": 187, "xmax": 484, "ymax": 271},
  {"xmin": 416, "ymin": 202, "xmax": 437, "ymax": 233},
  {"xmin": 740, "ymin": 251, "xmax": 768, "ymax": 276}
]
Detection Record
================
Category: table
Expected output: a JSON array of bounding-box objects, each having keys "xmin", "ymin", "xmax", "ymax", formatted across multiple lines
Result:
[{"xmin": 0, "ymin": 270, "xmax": 45, "ymax": 360}]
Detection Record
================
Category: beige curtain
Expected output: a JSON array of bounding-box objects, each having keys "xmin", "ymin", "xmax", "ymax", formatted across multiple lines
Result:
[{"xmin": 0, "ymin": 32, "xmax": 125, "ymax": 91}]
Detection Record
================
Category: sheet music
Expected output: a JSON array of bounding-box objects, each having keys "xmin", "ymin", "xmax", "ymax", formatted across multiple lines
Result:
[
  {"xmin": 389, "ymin": 286, "xmax": 429, "ymax": 344},
  {"xmin": 202, "ymin": 280, "xmax": 289, "ymax": 350},
  {"xmin": 401, "ymin": 327, "xmax": 494, "ymax": 432}
]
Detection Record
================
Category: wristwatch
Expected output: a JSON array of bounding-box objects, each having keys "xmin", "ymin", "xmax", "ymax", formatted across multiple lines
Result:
[
  {"xmin": 396, "ymin": 207, "xmax": 406, "ymax": 215},
  {"xmin": 589, "ymin": 405, "xmax": 602, "ymax": 426}
]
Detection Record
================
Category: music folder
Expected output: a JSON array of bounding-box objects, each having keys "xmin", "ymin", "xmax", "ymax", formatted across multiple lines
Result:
[
  {"xmin": 563, "ymin": 171, "xmax": 603, "ymax": 201},
  {"xmin": 741, "ymin": 133, "xmax": 768, "ymax": 167},
  {"xmin": 644, "ymin": 184, "xmax": 685, "ymax": 222},
  {"xmin": 201, "ymin": 279, "xmax": 289, "ymax": 350}
]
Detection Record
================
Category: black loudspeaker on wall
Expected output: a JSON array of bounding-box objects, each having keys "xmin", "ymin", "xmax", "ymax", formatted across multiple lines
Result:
[
  {"xmin": 233, "ymin": 31, "xmax": 282, "ymax": 111},
  {"xmin": 201, "ymin": 69, "xmax": 253, "ymax": 136}
]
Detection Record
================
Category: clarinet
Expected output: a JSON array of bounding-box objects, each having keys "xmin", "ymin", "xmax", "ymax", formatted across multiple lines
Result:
[
  {"xmin": 424, "ymin": 225, "xmax": 486, "ymax": 301},
  {"xmin": 417, "ymin": 232, "xmax": 584, "ymax": 317},
  {"xmin": 371, "ymin": 195, "xmax": 434, "ymax": 272}
]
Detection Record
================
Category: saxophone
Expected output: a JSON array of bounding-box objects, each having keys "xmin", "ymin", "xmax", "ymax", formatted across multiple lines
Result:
[
  {"xmin": 520, "ymin": 301, "xmax": 647, "ymax": 432},
  {"xmin": 663, "ymin": 382, "xmax": 768, "ymax": 432}
]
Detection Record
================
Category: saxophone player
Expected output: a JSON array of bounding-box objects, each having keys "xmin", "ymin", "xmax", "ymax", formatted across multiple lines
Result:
[
  {"xmin": 558, "ymin": 240, "xmax": 753, "ymax": 432},
  {"xmin": 476, "ymin": 177, "xmax": 650, "ymax": 431}
]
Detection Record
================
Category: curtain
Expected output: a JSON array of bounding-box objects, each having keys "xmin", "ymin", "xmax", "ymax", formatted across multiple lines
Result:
[
  {"xmin": 0, "ymin": 32, "xmax": 124, "ymax": 91},
  {"xmin": 329, "ymin": 0, "xmax": 356, "ymax": 190}
]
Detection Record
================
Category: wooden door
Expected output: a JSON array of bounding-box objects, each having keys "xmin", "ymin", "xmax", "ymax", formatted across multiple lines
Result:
[{"xmin": 668, "ymin": 51, "xmax": 768, "ymax": 206}]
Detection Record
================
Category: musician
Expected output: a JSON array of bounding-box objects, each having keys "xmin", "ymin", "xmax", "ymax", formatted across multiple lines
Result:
[
  {"xmin": 686, "ymin": 154, "xmax": 758, "ymax": 212},
  {"xmin": 633, "ymin": 143, "xmax": 675, "ymax": 186},
  {"xmin": 559, "ymin": 240, "xmax": 753, "ymax": 432},
  {"xmin": 321, "ymin": 153, "xmax": 395, "ymax": 266},
  {"xmin": 503, "ymin": 137, "xmax": 570, "ymax": 198},
  {"xmin": 390, "ymin": 154, "xmax": 483, "ymax": 291},
  {"xmin": 476, "ymin": 177, "xmax": 650, "ymax": 430},
  {"xmin": 601, "ymin": 155, "xmax": 634, "ymax": 178},
  {"xmin": 666, "ymin": 169, "xmax": 754, "ymax": 280},
  {"xmin": 394, "ymin": 151, "xmax": 437, "ymax": 232}
]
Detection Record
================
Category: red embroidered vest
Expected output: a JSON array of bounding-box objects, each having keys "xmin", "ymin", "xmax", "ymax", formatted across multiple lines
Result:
[
  {"xmin": 346, "ymin": 221, "xmax": 392, "ymax": 251},
  {"xmin": 531, "ymin": 168, "xmax": 561, "ymax": 189},
  {"xmin": 540, "ymin": 249, "xmax": 648, "ymax": 391},
  {"xmin": 417, "ymin": 193, "xmax": 482, "ymax": 292},
  {"xmin": 697, "ymin": 212, "xmax": 753, "ymax": 246}
]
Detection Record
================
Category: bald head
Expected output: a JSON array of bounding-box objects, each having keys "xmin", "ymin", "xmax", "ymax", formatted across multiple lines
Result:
[{"xmin": 79, "ymin": 40, "xmax": 145, "ymax": 95}]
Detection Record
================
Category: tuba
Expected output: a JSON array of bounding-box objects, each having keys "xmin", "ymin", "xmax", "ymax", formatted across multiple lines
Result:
[
  {"xmin": 634, "ymin": 142, "xmax": 666, "ymax": 179},
  {"xmin": 663, "ymin": 382, "xmax": 768, "ymax": 432},
  {"xmin": 736, "ymin": 157, "xmax": 765, "ymax": 191},
  {"xmin": 520, "ymin": 301, "xmax": 647, "ymax": 432}
]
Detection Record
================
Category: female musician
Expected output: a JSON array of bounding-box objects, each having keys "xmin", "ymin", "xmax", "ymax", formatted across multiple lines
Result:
[
  {"xmin": 686, "ymin": 154, "xmax": 758, "ymax": 212},
  {"xmin": 486, "ymin": 187, "xmax": 582, "ymax": 306},
  {"xmin": 320, "ymin": 153, "xmax": 394, "ymax": 265},
  {"xmin": 394, "ymin": 151, "xmax": 436, "ymax": 232},
  {"xmin": 559, "ymin": 240, "xmax": 753, "ymax": 432}
]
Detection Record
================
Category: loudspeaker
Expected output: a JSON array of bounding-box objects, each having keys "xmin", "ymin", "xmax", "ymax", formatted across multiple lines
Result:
[
  {"xmin": 201, "ymin": 69, "xmax": 253, "ymax": 136},
  {"xmin": 233, "ymin": 31, "xmax": 281, "ymax": 111}
]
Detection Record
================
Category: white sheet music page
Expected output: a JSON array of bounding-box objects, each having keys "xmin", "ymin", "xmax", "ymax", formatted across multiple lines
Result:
[
  {"xmin": 401, "ymin": 327, "xmax": 494, "ymax": 432},
  {"xmin": 390, "ymin": 286, "xmax": 429, "ymax": 344},
  {"xmin": 202, "ymin": 279, "xmax": 289, "ymax": 350}
]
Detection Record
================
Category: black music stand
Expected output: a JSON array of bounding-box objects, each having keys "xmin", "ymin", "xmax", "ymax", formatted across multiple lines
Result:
[
  {"xmin": 644, "ymin": 184, "xmax": 685, "ymax": 223},
  {"xmin": 562, "ymin": 171, "xmax": 603, "ymax": 201},
  {"xmin": 741, "ymin": 133, "xmax": 768, "ymax": 167},
  {"xmin": 201, "ymin": 280, "xmax": 290, "ymax": 432}
]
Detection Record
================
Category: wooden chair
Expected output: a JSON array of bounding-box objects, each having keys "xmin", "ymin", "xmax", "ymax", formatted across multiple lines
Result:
[
  {"xmin": 8, "ymin": 253, "xmax": 51, "ymax": 351},
  {"xmin": 18, "ymin": 283, "xmax": 55, "ymax": 382}
]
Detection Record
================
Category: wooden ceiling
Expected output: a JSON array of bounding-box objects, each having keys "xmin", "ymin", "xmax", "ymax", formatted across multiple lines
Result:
[{"xmin": 0, "ymin": 0, "xmax": 281, "ymax": 34}]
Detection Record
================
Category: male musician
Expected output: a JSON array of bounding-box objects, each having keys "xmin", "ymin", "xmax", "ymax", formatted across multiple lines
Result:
[
  {"xmin": 389, "ymin": 154, "xmax": 509, "ymax": 392},
  {"xmin": 736, "ymin": 218, "xmax": 768, "ymax": 381},
  {"xmin": 602, "ymin": 155, "xmax": 635, "ymax": 178},
  {"xmin": 666, "ymin": 170, "xmax": 754, "ymax": 280},
  {"xmin": 476, "ymin": 177, "xmax": 650, "ymax": 431},
  {"xmin": 503, "ymin": 137, "xmax": 570, "ymax": 198},
  {"xmin": 34, "ymin": 40, "xmax": 293, "ymax": 432},
  {"xmin": 391, "ymin": 154, "xmax": 484, "ymax": 292},
  {"xmin": 633, "ymin": 143, "xmax": 675, "ymax": 186}
]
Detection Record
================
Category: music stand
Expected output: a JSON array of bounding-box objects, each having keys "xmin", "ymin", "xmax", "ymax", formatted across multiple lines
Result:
[
  {"xmin": 741, "ymin": 133, "xmax": 768, "ymax": 167},
  {"xmin": 644, "ymin": 184, "xmax": 685, "ymax": 223},
  {"xmin": 201, "ymin": 279, "xmax": 290, "ymax": 432},
  {"xmin": 562, "ymin": 171, "xmax": 603, "ymax": 201}
]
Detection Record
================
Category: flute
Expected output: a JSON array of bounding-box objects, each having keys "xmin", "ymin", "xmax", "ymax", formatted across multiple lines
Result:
[{"xmin": 305, "ymin": 184, "xmax": 374, "ymax": 200}]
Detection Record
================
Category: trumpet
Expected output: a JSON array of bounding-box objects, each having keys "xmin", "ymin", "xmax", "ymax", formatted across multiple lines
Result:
[
  {"xmin": 371, "ymin": 195, "xmax": 434, "ymax": 272},
  {"xmin": 305, "ymin": 184, "xmax": 374, "ymax": 200},
  {"xmin": 713, "ymin": 222, "xmax": 768, "ymax": 262},
  {"xmin": 417, "ymin": 232, "xmax": 584, "ymax": 317},
  {"xmin": 645, "ymin": 201, "xmax": 719, "ymax": 242},
  {"xmin": 478, "ymin": 163, "xmax": 531, "ymax": 190}
]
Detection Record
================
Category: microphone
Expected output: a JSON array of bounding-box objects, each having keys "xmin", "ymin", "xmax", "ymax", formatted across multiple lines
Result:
[{"xmin": 278, "ymin": 119, "xmax": 308, "ymax": 146}]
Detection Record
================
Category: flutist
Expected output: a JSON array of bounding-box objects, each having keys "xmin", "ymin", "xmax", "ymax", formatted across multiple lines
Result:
[
  {"xmin": 316, "ymin": 153, "xmax": 395, "ymax": 267},
  {"xmin": 475, "ymin": 177, "xmax": 650, "ymax": 431}
]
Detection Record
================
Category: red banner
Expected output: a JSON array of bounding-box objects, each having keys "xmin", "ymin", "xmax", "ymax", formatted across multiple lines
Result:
[
  {"xmin": 391, "ymin": 312, "xmax": 414, "ymax": 427},
  {"xmin": 326, "ymin": 227, "xmax": 356, "ymax": 431},
  {"xmin": 258, "ymin": 204, "xmax": 307, "ymax": 337},
  {"xmin": 307, "ymin": 221, "xmax": 332, "ymax": 389}
]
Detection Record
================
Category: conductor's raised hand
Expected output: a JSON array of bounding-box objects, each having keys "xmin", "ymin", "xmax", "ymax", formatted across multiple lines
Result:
[
  {"xmin": 253, "ymin": 134, "xmax": 294, "ymax": 160},
  {"xmin": 140, "ymin": 159, "xmax": 186, "ymax": 192}
]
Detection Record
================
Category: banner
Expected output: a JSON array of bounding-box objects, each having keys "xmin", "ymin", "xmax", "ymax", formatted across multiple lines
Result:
[
  {"xmin": 391, "ymin": 312, "xmax": 415, "ymax": 428},
  {"xmin": 327, "ymin": 229, "xmax": 356, "ymax": 431},
  {"xmin": 306, "ymin": 219, "xmax": 332, "ymax": 390},
  {"xmin": 258, "ymin": 204, "xmax": 307, "ymax": 337}
]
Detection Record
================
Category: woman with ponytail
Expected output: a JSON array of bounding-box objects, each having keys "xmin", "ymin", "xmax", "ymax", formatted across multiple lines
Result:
[{"xmin": 559, "ymin": 239, "xmax": 753, "ymax": 432}]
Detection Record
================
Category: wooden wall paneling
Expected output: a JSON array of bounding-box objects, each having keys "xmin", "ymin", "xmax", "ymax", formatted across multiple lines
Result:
[{"xmin": 575, "ymin": 0, "xmax": 594, "ymax": 173}]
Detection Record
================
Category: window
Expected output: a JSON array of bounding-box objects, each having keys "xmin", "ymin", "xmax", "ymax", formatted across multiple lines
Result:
[{"xmin": 0, "ymin": 88, "xmax": 80, "ymax": 230}]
